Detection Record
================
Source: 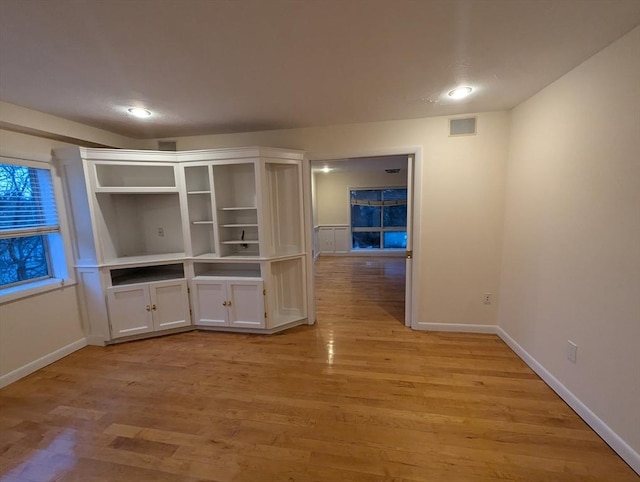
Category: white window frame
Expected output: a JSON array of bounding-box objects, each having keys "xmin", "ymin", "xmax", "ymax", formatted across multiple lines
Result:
[
  {"xmin": 0, "ymin": 154, "xmax": 76, "ymax": 303},
  {"xmin": 349, "ymin": 186, "xmax": 408, "ymax": 251}
]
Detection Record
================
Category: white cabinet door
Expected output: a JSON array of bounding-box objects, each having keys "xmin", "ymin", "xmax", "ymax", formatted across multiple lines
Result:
[
  {"xmin": 228, "ymin": 280, "xmax": 265, "ymax": 328},
  {"xmin": 107, "ymin": 284, "xmax": 153, "ymax": 338},
  {"xmin": 191, "ymin": 280, "xmax": 229, "ymax": 326},
  {"xmin": 150, "ymin": 280, "xmax": 191, "ymax": 331}
]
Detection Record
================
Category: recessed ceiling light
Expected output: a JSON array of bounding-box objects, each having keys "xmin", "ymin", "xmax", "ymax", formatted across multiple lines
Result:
[
  {"xmin": 322, "ymin": 167, "xmax": 331, "ymax": 173},
  {"xmin": 448, "ymin": 87, "xmax": 473, "ymax": 99},
  {"xmin": 127, "ymin": 107, "xmax": 152, "ymax": 118}
]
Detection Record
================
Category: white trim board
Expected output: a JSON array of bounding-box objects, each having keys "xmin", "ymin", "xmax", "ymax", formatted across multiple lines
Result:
[
  {"xmin": 413, "ymin": 322, "xmax": 498, "ymax": 334},
  {"xmin": 497, "ymin": 327, "xmax": 640, "ymax": 475},
  {"xmin": 0, "ymin": 338, "xmax": 87, "ymax": 388}
]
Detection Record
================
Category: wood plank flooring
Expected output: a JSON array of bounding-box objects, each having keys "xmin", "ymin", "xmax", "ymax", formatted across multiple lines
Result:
[{"xmin": 1, "ymin": 256, "xmax": 637, "ymax": 481}]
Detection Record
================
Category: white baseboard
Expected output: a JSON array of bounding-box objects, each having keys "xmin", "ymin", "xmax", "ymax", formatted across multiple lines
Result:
[
  {"xmin": 413, "ymin": 322, "xmax": 498, "ymax": 334},
  {"xmin": 0, "ymin": 338, "xmax": 87, "ymax": 388},
  {"xmin": 319, "ymin": 251, "xmax": 405, "ymax": 257},
  {"xmin": 497, "ymin": 327, "xmax": 640, "ymax": 475}
]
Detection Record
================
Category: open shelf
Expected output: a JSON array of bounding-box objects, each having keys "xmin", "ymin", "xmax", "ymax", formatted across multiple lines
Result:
[
  {"xmin": 94, "ymin": 186, "xmax": 179, "ymax": 193},
  {"xmin": 103, "ymin": 252, "xmax": 186, "ymax": 266},
  {"xmin": 264, "ymin": 162, "xmax": 303, "ymax": 257},
  {"xmin": 184, "ymin": 165, "xmax": 216, "ymax": 257},
  {"xmin": 95, "ymin": 193, "xmax": 184, "ymax": 261},
  {"xmin": 194, "ymin": 262, "xmax": 261, "ymax": 278},
  {"xmin": 95, "ymin": 164, "xmax": 176, "ymax": 188},
  {"xmin": 219, "ymin": 245, "xmax": 260, "ymax": 257},
  {"xmin": 110, "ymin": 263, "xmax": 185, "ymax": 286},
  {"xmin": 184, "ymin": 165, "xmax": 210, "ymax": 192},
  {"xmin": 212, "ymin": 163, "xmax": 258, "ymax": 258}
]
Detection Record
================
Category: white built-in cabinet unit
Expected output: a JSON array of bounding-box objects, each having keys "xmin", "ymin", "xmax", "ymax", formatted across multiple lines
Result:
[{"xmin": 55, "ymin": 147, "xmax": 308, "ymax": 345}]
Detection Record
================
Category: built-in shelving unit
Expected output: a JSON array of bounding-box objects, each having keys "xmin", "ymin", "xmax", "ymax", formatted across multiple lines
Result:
[{"xmin": 55, "ymin": 146, "xmax": 309, "ymax": 346}]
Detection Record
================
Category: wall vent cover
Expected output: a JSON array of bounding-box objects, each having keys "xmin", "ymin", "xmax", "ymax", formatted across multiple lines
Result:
[
  {"xmin": 449, "ymin": 117, "xmax": 477, "ymax": 136},
  {"xmin": 158, "ymin": 140, "xmax": 177, "ymax": 151}
]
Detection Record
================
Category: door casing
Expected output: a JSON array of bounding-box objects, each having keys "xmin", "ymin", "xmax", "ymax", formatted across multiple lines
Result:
[{"xmin": 303, "ymin": 146, "xmax": 422, "ymax": 329}]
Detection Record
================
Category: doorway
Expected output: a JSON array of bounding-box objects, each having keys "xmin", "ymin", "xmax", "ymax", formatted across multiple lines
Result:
[
  {"xmin": 315, "ymin": 256, "xmax": 406, "ymax": 324},
  {"xmin": 309, "ymin": 154, "xmax": 416, "ymax": 327}
]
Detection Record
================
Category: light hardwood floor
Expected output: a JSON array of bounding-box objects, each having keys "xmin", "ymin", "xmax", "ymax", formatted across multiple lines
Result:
[{"xmin": 0, "ymin": 256, "xmax": 637, "ymax": 481}]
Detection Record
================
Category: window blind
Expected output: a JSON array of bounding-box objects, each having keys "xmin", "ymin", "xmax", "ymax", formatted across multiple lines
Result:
[{"xmin": 0, "ymin": 164, "xmax": 60, "ymax": 238}]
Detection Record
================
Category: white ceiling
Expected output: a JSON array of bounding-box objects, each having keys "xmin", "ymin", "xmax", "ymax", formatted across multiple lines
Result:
[{"xmin": 1, "ymin": 0, "xmax": 639, "ymax": 139}]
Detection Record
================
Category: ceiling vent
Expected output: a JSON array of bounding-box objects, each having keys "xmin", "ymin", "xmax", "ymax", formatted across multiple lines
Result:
[
  {"xmin": 385, "ymin": 168, "xmax": 401, "ymax": 174},
  {"xmin": 449, "ymin": 117, "xmax": 477, "ymax": 136}
]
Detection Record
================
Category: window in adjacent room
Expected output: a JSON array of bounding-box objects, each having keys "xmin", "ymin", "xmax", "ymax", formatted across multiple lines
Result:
[
  {"xmin": 350, "ymin": 188, "xmax": 407, "ymax": 250},
  {"xmin": 0, "ymin": 160, "xmax": 68, "ymax": 293}
]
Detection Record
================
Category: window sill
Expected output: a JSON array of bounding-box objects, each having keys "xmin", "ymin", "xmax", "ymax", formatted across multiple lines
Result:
[{"xmin": 0, "ymin": 278, "xmax": 77, "ymax": 304}]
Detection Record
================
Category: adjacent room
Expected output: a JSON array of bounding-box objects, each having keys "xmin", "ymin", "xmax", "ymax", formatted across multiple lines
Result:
[{"xmin": 0, "ymin": 1, "xmax": 638, "ymax": 480}]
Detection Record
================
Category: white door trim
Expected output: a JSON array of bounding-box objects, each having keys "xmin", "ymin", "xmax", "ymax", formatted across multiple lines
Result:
[{"xmin": 305, "ymin": 146, "xmax": 422, "ymax": 329}]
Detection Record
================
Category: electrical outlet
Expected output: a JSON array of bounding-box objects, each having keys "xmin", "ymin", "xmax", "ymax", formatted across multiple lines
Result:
[
  {"xmin": 157, "ymin": 227, "xmax": 164, "ymax": 237},
  {"xmin": 567, "ymin": 340, "xmax": 577, "ymax": 363},
  {"xmin": 483, "ymin": 293, "xmax": 492, "ymax": 304}
]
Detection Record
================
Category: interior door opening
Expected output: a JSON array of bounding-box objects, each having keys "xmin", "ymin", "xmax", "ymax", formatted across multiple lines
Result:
[{"xmin": 309, "ymin": 154, "xmax": 414, "ymax": 327}]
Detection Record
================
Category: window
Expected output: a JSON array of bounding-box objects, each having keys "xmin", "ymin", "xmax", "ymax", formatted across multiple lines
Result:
[
  {"xmin": 0, "ymin": 161, "xmax": 67, "ymax": 292},
  {"xmin": 350, "ymin": 188, "xmax": 407, "ymax": 250}
]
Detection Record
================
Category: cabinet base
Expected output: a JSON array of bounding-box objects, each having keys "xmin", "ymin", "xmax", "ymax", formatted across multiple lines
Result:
[
  {"xmin": 92, "ymin": 319, "xmax": 309, "ymax": 346},
  {"xmin": 196, "ymin": 318, "xmax": 307, "ymax": 335},
  {"xmin": 104, "ymin": 325, "xmax": 196, "ymax": 345}
]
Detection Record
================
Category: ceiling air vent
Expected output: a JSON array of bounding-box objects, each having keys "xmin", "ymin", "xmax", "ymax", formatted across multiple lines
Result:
[
  {"xmin": 385, "ymin": 168, "xmax": 401, "ymax": 174},
  {"xmin": 449, "ymin": 117, "xmax": 477, "ymax": 136}
]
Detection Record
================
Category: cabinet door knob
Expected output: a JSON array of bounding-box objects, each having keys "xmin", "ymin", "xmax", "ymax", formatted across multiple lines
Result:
[
  {"xmin": 223, "ymin": 301, "xmax": 228, "ymax": 306},
  {"xmin": 152, "ymin": 304, "xmax": 157, "ymax": 311},
  {"xmin": 146, "ymin": 305, "xmax": 151, "ymax": 312},
  {"xmin": 227, "ymin": 300, "xmax": 232, "ymax": 307}
]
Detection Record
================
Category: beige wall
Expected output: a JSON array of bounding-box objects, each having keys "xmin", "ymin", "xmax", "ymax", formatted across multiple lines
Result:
[
  {"xmin": 0, "ymin": 287, "xmax": 84, "ymax": 375},
  {"xmin": 499, "ymin": 27, "xmax": 640, "ymax": 453},
  {"xmin": 0, "ymin": 114, "xmax": 143, "ymax": 378},
  {"xmin": 173, "ymin": 111, "xmax": 511, "ymax": 327},
  {"xmin": 1, "ymin": 129, "xmax": 80, "ymax": 159},
  {"xmin": 0, "ymin": 130, "xmax": 87, "ymax": 377},
  {"xmin": 0, "ymin": 101, "xmax": 153, "ymax": 150},
  {"xmin": 315, "ymin": 168, "xmax": 407, "ymax": 226}
]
